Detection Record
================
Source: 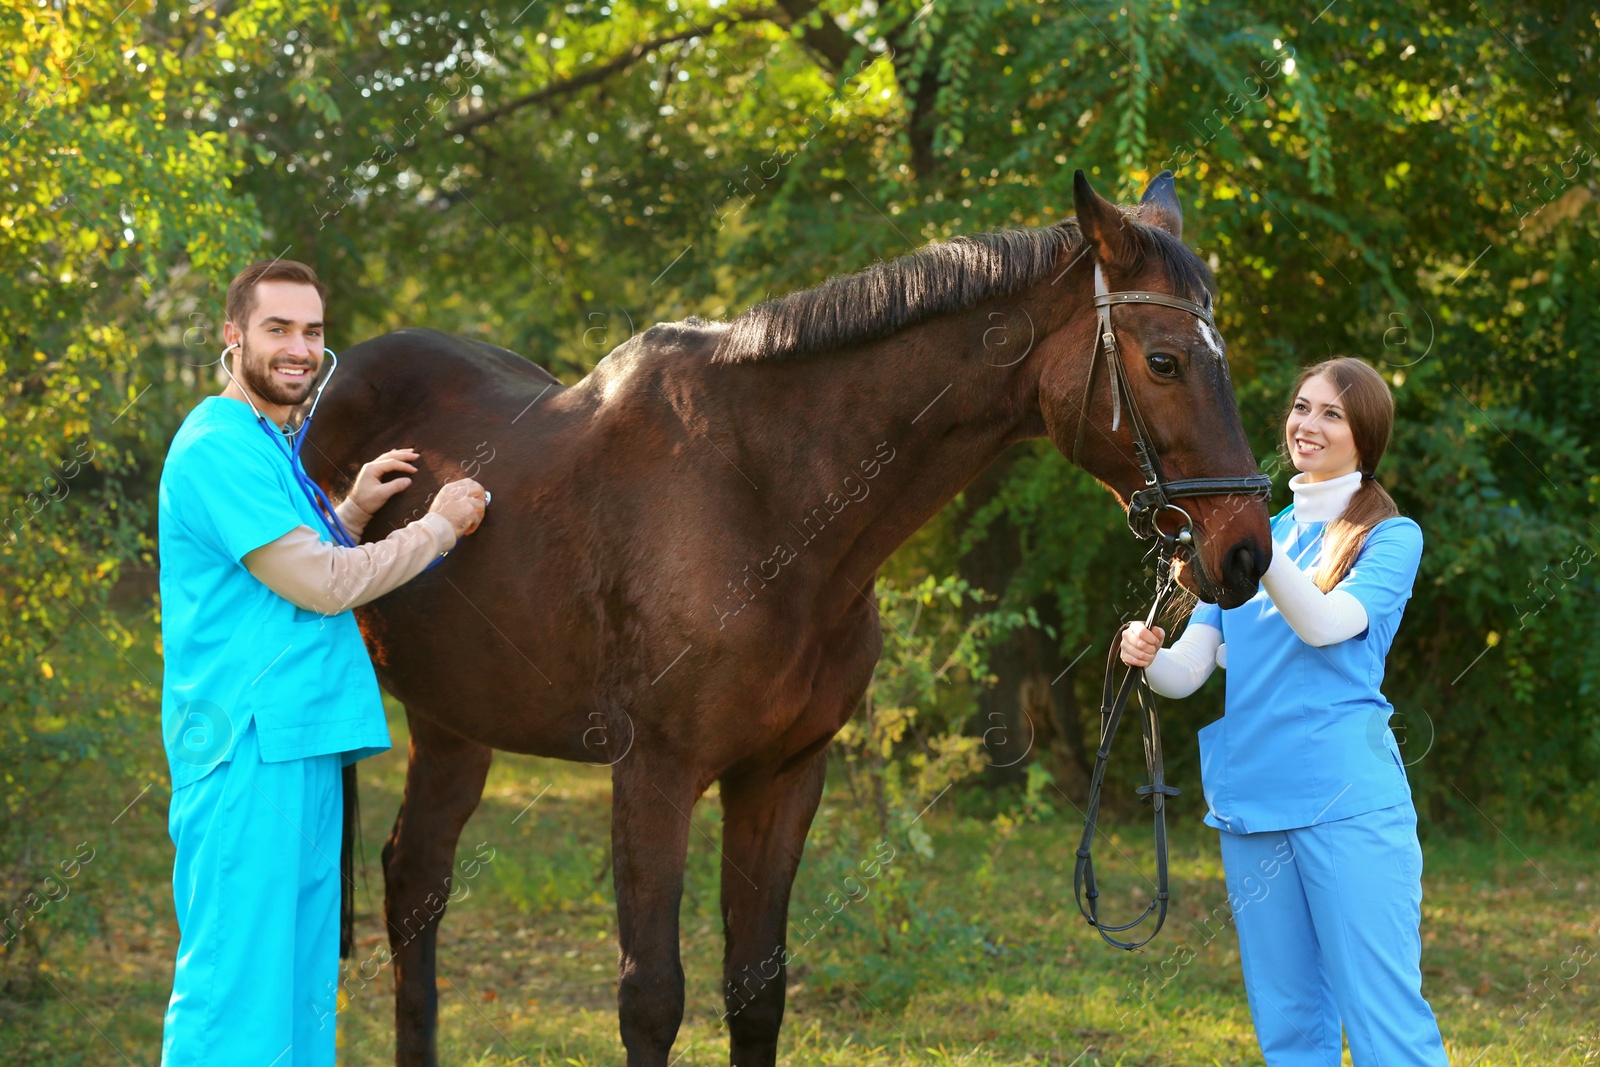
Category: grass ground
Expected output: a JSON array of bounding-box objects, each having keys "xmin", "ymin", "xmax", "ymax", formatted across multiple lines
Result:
[{"xmin": 3, "ymin": 697, "xmax": 1596, "ymax": 1067}]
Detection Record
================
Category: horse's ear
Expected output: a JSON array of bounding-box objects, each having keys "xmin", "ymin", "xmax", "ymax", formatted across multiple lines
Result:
[
  {"xmin": 1073, "ymin": 170, "xmax": 1136, "ymax": 266},
  {"xmin": 1139, "ymin": 170, "xmax": 1183, "ymax": 239}
]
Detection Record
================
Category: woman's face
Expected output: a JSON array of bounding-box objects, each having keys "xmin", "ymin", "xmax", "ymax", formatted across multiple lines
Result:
[{"xmin": 1285, "ymin": 373, "xmax": 1360, "ymax": 482}]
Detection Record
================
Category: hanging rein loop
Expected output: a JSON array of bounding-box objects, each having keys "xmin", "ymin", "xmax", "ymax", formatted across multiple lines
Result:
[
  {"xmin": 1067, "ymin": 262, "xmax": 1272, "ymax": 950},
  {"xmin": 1073, "ymin": 550, "xmax": 1182, "ymax": 950}
]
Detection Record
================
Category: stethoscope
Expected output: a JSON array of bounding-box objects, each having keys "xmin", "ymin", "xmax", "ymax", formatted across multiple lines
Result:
[
  {"xmin": 219, "ymin": 343, "xmax": 485, "ymax": 571},
  {"xmin": 220, "ymin": 342, "xmax": 358, "ymax": 548}
]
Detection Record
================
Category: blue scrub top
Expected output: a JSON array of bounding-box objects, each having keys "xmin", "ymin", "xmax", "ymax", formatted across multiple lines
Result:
[
  {"xmin": 157, "ymin": 396, "xmax": 390, "ymax": 789},
  {"xmin": 1190, "ymin": 505, "xmax": 1423, "ymax": 834}
]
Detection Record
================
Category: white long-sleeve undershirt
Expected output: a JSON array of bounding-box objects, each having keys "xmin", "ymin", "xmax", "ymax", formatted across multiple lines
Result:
[
  {"xmin": 1143, "ymin": 470, "xmax": 1371, "ymax": 698},
  {"xmin": 1144, "ymin": 620, "xmax": 1222, "ymax": 698},
  {"xmin": 1259, "ymin": 550, "xmax": 1369, "ymax": 646}
]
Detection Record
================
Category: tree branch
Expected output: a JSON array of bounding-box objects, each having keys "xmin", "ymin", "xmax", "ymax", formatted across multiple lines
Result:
[
  {"xmin": 447, "ymin": 11, "xmax": 780, "ymax": 138},
  {"xmin": 771, "ymin": 0, "xmax": 858, "ymax": 73},
  {"xmin": 888, "ymin": 19, "xmax": 943, "ymax": 182}
]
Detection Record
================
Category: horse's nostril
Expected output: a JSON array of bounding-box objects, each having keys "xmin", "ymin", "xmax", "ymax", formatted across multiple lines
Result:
[{"xmin": 1229, "ymin": 542, "xmax": 1262, "ymax": 588}]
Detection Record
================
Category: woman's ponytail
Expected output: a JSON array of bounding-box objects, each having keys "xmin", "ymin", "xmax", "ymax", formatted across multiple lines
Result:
[{"xmin": 1315, "ymin": 478, "xmax": 1399, "ymax": 591}]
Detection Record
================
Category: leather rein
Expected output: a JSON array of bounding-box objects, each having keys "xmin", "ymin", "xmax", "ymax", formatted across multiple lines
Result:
[{"xmin": 1070, "ymin": 263, "xmax": 1272, "ymax": 950}]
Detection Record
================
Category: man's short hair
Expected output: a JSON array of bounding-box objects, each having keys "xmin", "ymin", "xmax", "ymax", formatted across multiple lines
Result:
[{"xmin": 225, "ymin": 259, "xmax": 326, "ymax": 330}]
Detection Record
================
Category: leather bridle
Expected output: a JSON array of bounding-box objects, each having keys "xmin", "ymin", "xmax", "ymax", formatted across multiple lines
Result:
[
  {"xmin": 1070, "ymin": 263, "xmax": 1271, "ymax": 951},
  {"xmin": 1070, "ymin": 263, "xmax": 1272, "ymax": 548}
]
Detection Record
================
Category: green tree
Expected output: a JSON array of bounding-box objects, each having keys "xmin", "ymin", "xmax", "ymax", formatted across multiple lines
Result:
[{"xmin": 0, "ymin": 0, "xmax": 264, "ymax": 982}]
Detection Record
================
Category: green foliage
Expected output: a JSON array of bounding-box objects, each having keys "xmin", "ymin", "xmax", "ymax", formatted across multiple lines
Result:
[
  {"xmin": 0, "ymin": 0, "xmax": 269, "ymax": 982},
  {"xmin": 833, "ymin": 575, "xmax": 1037, "ymax": 856},
  {"xmin": 806, "ymin": 574, "xmax": 1053, "ymax": 1008}
]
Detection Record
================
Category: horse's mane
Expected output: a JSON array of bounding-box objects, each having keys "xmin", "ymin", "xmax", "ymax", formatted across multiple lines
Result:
[{"xmin": 709, "ymin": 214, "xmax": 1214, "ymax": 364}]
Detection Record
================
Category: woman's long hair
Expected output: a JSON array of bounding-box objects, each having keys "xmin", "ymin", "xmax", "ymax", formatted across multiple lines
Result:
[{"xmin": 1280, "ymin": 357, "xmax": 1402, "ymax": 591}]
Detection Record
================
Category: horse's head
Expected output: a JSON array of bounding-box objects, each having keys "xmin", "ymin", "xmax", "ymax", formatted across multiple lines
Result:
[{"xmin": 1035, "ymin": 171, "xmax": 1271, "ymax": 607}]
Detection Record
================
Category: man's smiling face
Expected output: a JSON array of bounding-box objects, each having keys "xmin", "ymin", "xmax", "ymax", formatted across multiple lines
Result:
[{"xmin": 228, "ymin": 280, "xmax": 326, "ymax": 407}]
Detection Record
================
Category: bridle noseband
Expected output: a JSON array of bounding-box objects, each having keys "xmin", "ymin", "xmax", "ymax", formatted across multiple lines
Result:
[{"xmin": 1069, "ymin": 262, "xmax": 1271, "ymax": 951}]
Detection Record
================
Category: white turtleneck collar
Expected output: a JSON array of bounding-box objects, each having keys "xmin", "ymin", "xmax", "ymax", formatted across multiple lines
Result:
[{"xmin": 1288, "ymin": 469, "xmax": 1364, "ymax": 523}]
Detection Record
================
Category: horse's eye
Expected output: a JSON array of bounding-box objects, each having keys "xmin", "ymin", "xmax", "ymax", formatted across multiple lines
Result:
[{"xmin": 1147, "ymin": 353, "xmax": 1180, "ymax": 378}]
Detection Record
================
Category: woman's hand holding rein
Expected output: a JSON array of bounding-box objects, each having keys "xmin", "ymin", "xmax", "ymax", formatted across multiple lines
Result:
[{"xmin": 1120, "ymin": 621, "xmax": 1167, "ymax": 668}]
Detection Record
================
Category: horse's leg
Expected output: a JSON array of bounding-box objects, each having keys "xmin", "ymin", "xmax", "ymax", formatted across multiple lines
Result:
[
  {"xmin": 381, "ymin": 712, "xmax": 493, "ymax": 1067},
  {"xmin": 717, "ymin": 749, "xmax": 829, "ymax": 1067},
  {"xmin": 611, "ymin": 758, "xmax": 698, "ymax": 1066}
]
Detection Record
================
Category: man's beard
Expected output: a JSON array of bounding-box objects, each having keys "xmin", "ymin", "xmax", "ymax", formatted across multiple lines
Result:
[{"xmin": 236, "ymin": 338, "xmax": 317, "ymax": 407}]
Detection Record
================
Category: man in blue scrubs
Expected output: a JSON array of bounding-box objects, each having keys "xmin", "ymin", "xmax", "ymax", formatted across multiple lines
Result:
[{"xmin": 158, "ymin": 259, "xmax": 483, "ymax": 1066}]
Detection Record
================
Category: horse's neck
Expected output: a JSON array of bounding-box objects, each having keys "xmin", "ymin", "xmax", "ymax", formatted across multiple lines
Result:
[{"xmin": 687, "ymin": 296, "xmax": 1061, "ymax": 591}]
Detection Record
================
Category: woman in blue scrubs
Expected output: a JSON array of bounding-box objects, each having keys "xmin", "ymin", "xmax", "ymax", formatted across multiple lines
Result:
[{"xmin": 1121, "ymin": 357, "xmax": 1450, "ymax": 1066}]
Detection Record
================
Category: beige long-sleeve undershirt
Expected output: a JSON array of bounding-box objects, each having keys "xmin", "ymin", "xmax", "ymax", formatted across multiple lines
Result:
[{"xmin": 242, "ymin": 497, "xmax": 458, "ymax": 616}]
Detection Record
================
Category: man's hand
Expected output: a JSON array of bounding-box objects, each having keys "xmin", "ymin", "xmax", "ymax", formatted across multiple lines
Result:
[
  {"xmin": 345, "ymin": 448, "xmax": 420, "ymax": 519},
  {"xmin": 429, "ymin": 478, "xmax": 487, "ymax": 537}
]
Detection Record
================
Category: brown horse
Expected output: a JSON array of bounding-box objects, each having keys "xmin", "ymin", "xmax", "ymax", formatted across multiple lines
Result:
[{"xmin": 301, "ymin": 171, "xmax": 1272, "ymax": 1067}]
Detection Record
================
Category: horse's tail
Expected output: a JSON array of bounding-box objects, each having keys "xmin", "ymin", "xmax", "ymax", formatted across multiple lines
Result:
[{"xmin": 340, "ymin": 762, "xmax": 360, "ymax": 958}]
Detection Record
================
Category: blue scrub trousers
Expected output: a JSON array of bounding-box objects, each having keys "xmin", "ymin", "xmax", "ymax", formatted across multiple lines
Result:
[
  {"xmin": 1218, "ymin": 801, "xmax": 1450, "ymax": 1067},
  {"xmin": 162, "ymin": 721, "xmax": 344, "ymax": 1067}
]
